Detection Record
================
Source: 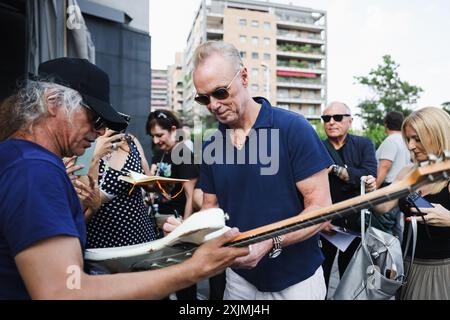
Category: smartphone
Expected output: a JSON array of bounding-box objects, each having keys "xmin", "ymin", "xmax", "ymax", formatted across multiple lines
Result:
[
  {"xmin": 406, "ymin": 192, "xmax": 434, "ymax": 209},
  {"xmin": 112, "ymin": 112, "xmax": 131, "ymax": 142},
  {"xmin": 73, "ymin": 141, "xmax": 97, "ymax": 176}
]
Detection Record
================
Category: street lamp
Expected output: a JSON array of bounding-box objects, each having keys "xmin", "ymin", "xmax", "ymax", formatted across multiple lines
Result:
[{"xmin": 260, "ymin": 62, "xmax": 270, "ymax": 102}]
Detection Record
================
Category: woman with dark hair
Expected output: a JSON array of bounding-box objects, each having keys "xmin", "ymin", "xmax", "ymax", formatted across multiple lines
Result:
[
  {"xmin": 146, "ymin": 109, "xmax": 200, "ymax": 300},
  {"xmin": 146, "ymin": 109, "xmax": 198, "ymax": 221}
]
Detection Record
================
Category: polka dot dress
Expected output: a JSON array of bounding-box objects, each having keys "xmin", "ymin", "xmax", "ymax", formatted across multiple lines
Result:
[{"xmin": 86, "ymin": 141, "xmax": 159, "ymax": 249}]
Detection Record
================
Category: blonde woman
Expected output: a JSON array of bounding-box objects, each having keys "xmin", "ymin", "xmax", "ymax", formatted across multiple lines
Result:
[{"xmin": 367, "ymin": 107, "xmax": 450, "ymax": 300}]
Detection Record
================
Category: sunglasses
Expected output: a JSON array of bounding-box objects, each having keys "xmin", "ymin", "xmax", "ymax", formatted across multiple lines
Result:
[
  {"xmin": 82, "ymin": 103, "xmax": 107, "ymax": 130},
  {"xmin": 321, "ymin": 114, "xmax": 351, "ymax": 123},
  {"xmin": 194, "ymin": 69, "xmax": 241, "ymax": 106},
  {"xmin": 151, "ymin": 111, "xmax": 168, "ymax": 119}
]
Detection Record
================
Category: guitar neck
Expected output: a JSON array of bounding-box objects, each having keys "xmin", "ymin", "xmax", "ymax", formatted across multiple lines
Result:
[{"xmin": 226, "ymin": 180, "xmax": 418, "ymax": 248}]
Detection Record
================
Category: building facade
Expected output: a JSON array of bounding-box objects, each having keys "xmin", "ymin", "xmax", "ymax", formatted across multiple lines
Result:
[
  {"xmin": 79, "ymin": 0, "xmax": 152, "ymax": 158},
  {"xmin": 182, "ymin": 0, "xmax": 327, "ymax": 120},
  {"xmin": 167, "ymin": 52, "xmax": 184, "ymax": 112},
  {"xmin": 151, "ymin": 69, "xmax": 170, "ymax": 110}
]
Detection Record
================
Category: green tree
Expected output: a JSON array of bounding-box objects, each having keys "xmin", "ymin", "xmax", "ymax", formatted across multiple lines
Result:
[
  {"xmin": 310, "ymin": 120, "xmax": 327, "ymax": 140},
  {"xmin": 355, "ymin": 55, "xmax": 423, "ymax": 129},
  {"xmin": 363, "ymin": 124, "xmax": 386, "ymax": 149},
  {"xmin": 177, "ymin": 108, "xmax": 195, "ymax": 127}
]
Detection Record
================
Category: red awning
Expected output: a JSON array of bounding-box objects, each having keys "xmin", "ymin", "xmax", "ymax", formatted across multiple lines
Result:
[{"xmin": 277, "ymin": 70, "xmax": 317, "ymax": 78}]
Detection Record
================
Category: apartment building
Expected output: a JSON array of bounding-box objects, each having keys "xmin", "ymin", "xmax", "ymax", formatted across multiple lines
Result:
[
  {"xmin": 151, "ymin": 69, "xmax": 170, "ymax": 110},
  {"xmin": 168, "ymin": 52, "xmax": 184, "ymax": 112},
  {"xmin": 182, "ymin": 0, "xmax": 327, "ymax": 120}
]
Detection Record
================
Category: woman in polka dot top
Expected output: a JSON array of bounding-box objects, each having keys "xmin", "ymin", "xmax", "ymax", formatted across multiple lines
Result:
[{"xmin": 85, "ymin": 129, "xmax": 159, "ymax": 249}]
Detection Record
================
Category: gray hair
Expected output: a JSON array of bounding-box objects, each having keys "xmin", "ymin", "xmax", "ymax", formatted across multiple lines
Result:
[
  {"xmin": 193, "ymin": 41, "xmax": 243, "ymax": 72},
  {"xmin": 325, "ymin": 101, "xmax": 352, "ymax": 115},
  {"xmin": 14, "ymin": 80, "xmax": 83, "ymax": 132}
]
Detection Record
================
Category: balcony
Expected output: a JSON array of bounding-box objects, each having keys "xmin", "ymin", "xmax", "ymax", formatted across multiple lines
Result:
[
  {"xmin": 278, "ymin": 42, "xmax": 323, "ymax": 51},
  {"xmin": 277, "ymin": 30, "xmax": 324, "ymax": 45},
  {"xmin": 277, "ymin": 50, "xmax": 324, "ymax": 60},
  {"xmin": 277, "ymin": 81, "xmax": 324, "ymax": 90},
  {"xmin": 206, "ymin": 23, "xmax": 223, "ymax": 35},
  {"xmin": 277, "ymin": 98, "xmax": 323, "ymax": 106},
  {"xmin": 276, "ymin": 19, "xmax": 325, "ymax": 32},
  {"xmin": 206, "ymin": 4, "xmax": 224, "ymax": 19},
  {"xmin": 277, "ymin": 60, "xmax": 325, "ymax": 74},
  {"xmin": 152, "ymin": 102, "xmax": 168, "ymax": 107},
  {"xmin": 152, "ymin": 85, "xmax": 168, "ymax": 90},
  {"xmin": 277, "ymin": 95, "xmax": 323, "ymax": 105}
]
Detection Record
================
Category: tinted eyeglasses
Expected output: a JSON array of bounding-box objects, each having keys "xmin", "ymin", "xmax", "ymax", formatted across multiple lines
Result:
[
  {"xmin": 81, "ymin": 103, "xmax": 107, "ymax": 130},
  {"xmin": 194, "ymin": 69, "xmax": 241, "ymax": 106},
  {"xmin": 321, "ymin": 114, "xmax": 351, "ymax": 123}
]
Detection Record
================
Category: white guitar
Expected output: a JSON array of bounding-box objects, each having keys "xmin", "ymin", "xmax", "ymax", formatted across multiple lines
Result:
[{"xmin": 85, "ymin": 208, "xmax": 230, "ymax": 272}]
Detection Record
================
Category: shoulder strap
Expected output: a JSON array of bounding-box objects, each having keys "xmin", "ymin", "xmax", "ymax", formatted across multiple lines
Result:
[
  {"xmin": 324, "ymin": 139, "xmax": 345, "ymax": 167},
  {"xmin": 403, "ymin": 217, "xmax": 417, "ymax": 280}
]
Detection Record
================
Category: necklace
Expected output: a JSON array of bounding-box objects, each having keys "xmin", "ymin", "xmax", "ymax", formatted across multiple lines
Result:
[{"xmin": 230, "ymin": 128, "xmax": 249, "ymax": 150}]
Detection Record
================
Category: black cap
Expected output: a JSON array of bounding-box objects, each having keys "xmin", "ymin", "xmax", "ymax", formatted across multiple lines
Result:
[{"xmin": 38, "ymin": 58, "xmax": 128, "ymax": 131}]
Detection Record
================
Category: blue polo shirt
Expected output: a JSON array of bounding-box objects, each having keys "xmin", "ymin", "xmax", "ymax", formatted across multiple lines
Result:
[
  {"xmin": 199, "ymin": 97, "xmax": 332, "ymax": 292},
  {"xmin": 0, "ymin": 139, "xmax": 86, "ymax": 299}
]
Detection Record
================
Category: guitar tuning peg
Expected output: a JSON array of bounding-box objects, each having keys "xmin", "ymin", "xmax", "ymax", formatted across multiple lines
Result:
[
  {"xmin": 444, "ymin": 150, "xmax": 450, "ymax": 160},
  {"xmin": 428, "ymin": 154, "xmax": 438, "ymax": 163}
]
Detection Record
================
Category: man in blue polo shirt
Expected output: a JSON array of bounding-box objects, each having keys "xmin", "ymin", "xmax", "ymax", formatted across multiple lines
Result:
[{"xmin": 192, "ymin": 41, "xmax": 333, "ymax": 299}]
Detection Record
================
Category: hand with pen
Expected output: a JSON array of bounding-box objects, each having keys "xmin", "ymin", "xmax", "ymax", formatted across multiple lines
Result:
[{"xmin": 162, "ymin": 216, "xmax": 183, "ymax": 236}]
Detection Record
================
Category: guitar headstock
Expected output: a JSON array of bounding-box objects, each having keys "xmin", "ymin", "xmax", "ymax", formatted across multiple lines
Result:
[{"xmin": 404, "ymin": 151, "xmax": 450, "ymax": 188}]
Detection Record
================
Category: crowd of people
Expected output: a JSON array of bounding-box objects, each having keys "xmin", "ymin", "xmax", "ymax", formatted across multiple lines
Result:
[{"xmin": 0, "ymin": 41, "xmax": 449, "ymax": 300}]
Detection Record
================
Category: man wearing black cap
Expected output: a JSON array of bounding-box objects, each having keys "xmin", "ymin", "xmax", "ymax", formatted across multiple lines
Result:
[{"xmin": 0, "ymin": 57, "xmax": 248, "ymax": 299}]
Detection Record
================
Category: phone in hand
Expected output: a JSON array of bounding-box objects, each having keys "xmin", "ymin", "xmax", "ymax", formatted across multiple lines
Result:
[
  {"xmin": 406, "ymin": 192, "xmax": 434, "ymax": 210},
  {"xmin": 73, "ymin": 141, "xmax": 97, "ymax": 176},
  {"xmin": 112, "ymin": 112, "xmax": 131, "ymax": 142}
]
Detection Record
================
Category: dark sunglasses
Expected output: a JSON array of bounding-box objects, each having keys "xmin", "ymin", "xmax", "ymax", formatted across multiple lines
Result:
[
  {"xmin": 194, "ymin": 69, "xmax": 241, "ymax": 106},
  {"xmin": 151, "ymin": 111, "xmax": 168, "ymax": 119},
  {"xmin": 82, "ymin": 103, "xmax": 107, "ymax": 130},
  {"xmin": 321, "ymin": 114, "xmax": 351, "ymax": 123}
]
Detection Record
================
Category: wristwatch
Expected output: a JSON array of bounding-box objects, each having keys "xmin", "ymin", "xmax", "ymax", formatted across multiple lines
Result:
[{"xmin": 268, "ymin": 236, "xmax": 283, "ymax": 259}]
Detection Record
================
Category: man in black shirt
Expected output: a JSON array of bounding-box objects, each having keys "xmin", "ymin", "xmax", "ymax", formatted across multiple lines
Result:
[{"xmin": 320, "ymin": 102, "xmax": 377, "ymax": 294}]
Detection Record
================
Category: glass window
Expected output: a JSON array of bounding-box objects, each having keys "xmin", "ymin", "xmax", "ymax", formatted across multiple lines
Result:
[
  {"xmin": 251, "ymin": 68, "xmax": 259, "ymax": 77},
  {"xmin": 239, "ymin": 19, "xmax": 247, "ymax": 26},
  {"xmin": 240, "ymin": 51, "xmax": 247, "ymax": 58},
  {"xmin": 264, "ymin": 37, "xmax": 270, "ymax": 46},
  {"xmin": 252, "ymin": 52, "xmax": 259, "ymax": 59},
  {"xmin": 251, "ymin": 84, "xmax": 259, "ymax": 92},
  {"xmin": 263, "ymin": 21, "xmax": 271, "ymax": 29},
  {"xmin": 264, "ymin": 53, "xmax": 271, "ymax": 60},
  {"xmin": 252, "ymin": 36, "xmax": 258, "ymax": 45},
  {"xmin": 278, "ymin": 88, "xmax": 289, "ymax": 98},
  {"xmin": 239, "ymin": 35, "xmax": 246, "ymax": 43},
  {"xmin": 251, "ymin": 20, "xmax": 259, "ymax": 27}
]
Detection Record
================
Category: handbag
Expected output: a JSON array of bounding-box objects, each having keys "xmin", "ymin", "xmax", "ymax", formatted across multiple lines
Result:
[
  {"xmin": 332, "ymin": 225, "xmax": 406, "ymax": 300},
  {"xmin": 332, "ymin": 178, "xmax": 409, "ymax": 300}
]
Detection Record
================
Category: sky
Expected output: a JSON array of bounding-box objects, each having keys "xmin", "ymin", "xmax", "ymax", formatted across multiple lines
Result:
[{"xmin": 149, "ymin": 0, "xmax": 450, "ymax": 119}]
